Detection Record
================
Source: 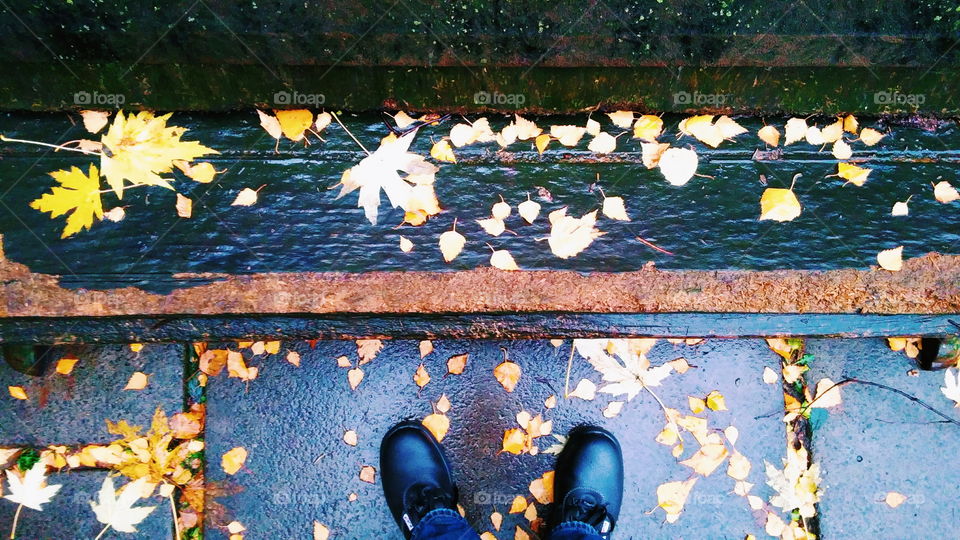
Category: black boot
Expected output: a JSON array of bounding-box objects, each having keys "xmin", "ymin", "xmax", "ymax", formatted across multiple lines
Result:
[
  {"xmin": 380, "ymin": 420, "xmax": 459, "ymax": 538},
  {"xmin": 549, "ymin": 425, "xmax": 623, "ymax": 538}
]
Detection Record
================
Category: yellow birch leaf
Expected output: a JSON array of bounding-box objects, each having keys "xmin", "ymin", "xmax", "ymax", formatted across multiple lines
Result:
[
  {"xmin": 832, "ymin": 139, "xmax": 853, "ymax": 160},
  {"xmin": 480, "ymin": 533, "xmax": 497, "ymax": 540},
  {"xmin": 588, "ymin": 132, "xmax": 617, "ymax": 154},
  {"xmin": 103, "ymin": 207, "xmax": 125, "ymax": 222},
  {"xmin": 347, "ymin": 367, "xmax": 364, "ymax": 390},
  {"xmin": 821, "ymin": 119, "xmax": 844, "ymax": 143},
  {"xmin": 885, "ymin": 492, "xmax": 907, "ymax": 508},
  {"xmin": 436, "ymin": 394, "xmax": 451, "ymax": 414},
  {"xmin": 535, "ymin": 134, "xmax": 551, "ymax": 154},
  {"xmin": 477, "ymin": 218, "xmax": 506, "ymax": 236},
  {"xmin": 568, "ymin": 379, "xmax": 597, "ymax": 400},
  {"xmin": 422, "ymin": 413, "xmax": 450, "ymax": 442},
  {"xmin": 836, "ymin": 162, "xmax": 871, "ymax": 186},
  {"xmin": 490, "ymin": 511, "xmax": 503, "ymax": 531},
  {"xmin": 762, "ymin": 366, "xmax": 778, "ymax": 384},
  {"xmin": 607, "ymin": 111, "xmax": 634, "ymax": 129},
  {"xmin": 56, "ymin": 357, "xmax": 79, "ymax": 375},
  {"xmin": 641, "ymin": 142, "xmax": 670, "ymax": 169},
  {"xmin": 544, "ymin": 395, "xmax": 557, "ymax": 408},
  {"xmin": 658, "ymin": 147, "xmax": 698, "ymax": 186},
  {"xmin": 550, "ymin": 125, "xmax": 586, "ymax": 147},
  {"xmin": 393, "ymin": 111, "xmax": 417, "ymax": 129},
  {"xmin": 705, "ymin": 390, "xmax": 727, "ymax": 411},
  {"xmin": 892, "ymin": 200, "xmax": 910, "ymax": 216},
  {"xmin": 805, "ymin": 126, "xmax": 825, "ymax": 145},
  {"xmin": 399, "ymin": 236, "xmax": 414, "ymax": 253},
  {"xmin": 585, "ymin": 118, "xmax": 601, "ymax": 136},
  {"xmin": 447, "ymin": 354, "xmax": 468, "ymax": 375},
  {"xmin": 602, "ymin": 196, "xmax": 630, "ymax": 221},
  {"xmin": 633, "ymin": 115, "xmax": 663, "ymax": 142},
  {"xmin": 715, "ymin": 115, "xmax": 748, "ymax": 139},
  {"xmin": 518, "ymin": 197, "xmax": 541, "ymax": 224},
  {"xmin": 257, "ymin": 110, "xmax": 282, "ymax": 140},
  {"xmin": 8, "ymin": 386, "xmax": 27, "ymax": 400},
  {"xmin": 782, "ymin": 364, "xmax": 807, "ymax": 384},
  {"xmin": 124, "ymin": 372, "xmax": 148, "ymax": 390},
  {"xmin": 523, "ymin": 503, "xmax": 537, "ymax": 521},
  {"xmin": 221, "ymin": 447, "xmax": 248, "ymax": 475},
  {"xmin": 431, "ymin": 139, "xmax": 457, "ymax": 163},
  {"xmin": 514, "ymin": 115, "xmax": 542, "ymax": 140},
  {"xmin": 680, "ymin": 442, "xmax": 728, "ymax": 476},
  {"xmin": 274, "ymin": 109, "xmax": 313, "ymax": 141},
  {"xmin": 669, "ymin": 357, "xmax": 690, "ymax": 374},
  {"xmin": 502, "ymin": 429, "xmax": 527, "ymax": 455},
  {"xmin": 439, "ymin": 227, "xmax": 466, "ymax": 262},
  {"xmin": 313, "ymin": 521, "xmax": 330, "ymax": 540},
  {"xmin": 359, "ymin": 465, "xmax": 376, "ymax": 484},
  {"xmin": 843, "ymin": 114, "xmax": 859, "ymax": 133},
  {"xmin": 508, "ymin": 495, "xmax": 528, "ymax": 513},
  {"xmin": 655, "ymin": 423, "xmax": 678, "ymax": 446},
  {"xmin": 757, "ymin": 125, "xmax": 780, "ymax": 147},
  {"xmin": 419, "ymin": 340, "xmax": 434, "ymax": 359},
  {"xmin": 811, "ymin": 377, "xmax": 842, "ymax": 408},
  {"xmin": 343, "ymin": 430, "xmax": 358, "ymax": 446},
  {"xmin": 490, "ymin": 250, "xmax": 519, "ymax": 270},
  {"xmin": 492, "ymin": 199, "xmax": 511, "ymax": 220},
  {"xmin": 603, "ymin": 401, "xmax": 624, "ymax": 418},
  {"xmin": 934, "ymin": 181, "xmax": 959, "ymax": 203},
  {"xmin": 530, "ymin": 471, "xmax": 555, "ymax": 504},
  {"xmin": 413, "ymin": 363, "xmax": 430, "ymax": 389},
  {"xmin": 784, "ymin": 118, "xmax": 807, "ymax": 146},
  {"xmin": 81, "ymin": 110, "xmax": 111, "ymax": 134},
  {"xmin": 286, "ymin": 350, "xmax": 301, "ymax": 367},
  {"xmin": 877, "ymin": 246, "xmax": 903, "ymax": 271},
  {"xmin": 859, "ymin": 128, "xmax": 885, "ymax": 146},
  {"xmin": 175, "ymin": 193, "xmax": 192, "ymax": 218},
  {"xmin": 656, "ymin": 478, "xmax": 697, "ymax": 522},
  {"xmin": 724, "ymin": 425, "xmax": 739, "ymax": 445},
  {"xmin": 231, "ymin": 187, "xmax": 259, "ymax": 206},
  {"xmin": 688, "ymin": 396, "xmax": 706, "ymax": 414},
  {"xmin": 494, "ymin": 361, "xmax": 522, "ymax": 392},
  {"xmin": 314, "ymin": 112, "xmax": 332, "ymax": 132},
  {"xmin": 727, "ymin": 451, "xmax": 751, "ymax": 480}
]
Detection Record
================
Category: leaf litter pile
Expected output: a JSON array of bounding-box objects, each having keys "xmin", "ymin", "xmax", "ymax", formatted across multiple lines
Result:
[
  {"xmin": 5, "ymin": 337, "xmax": 958, "ymax": 539},
  {"xmin": 2, "ymin": 110, "xmax": 957, "ymax": 274}
]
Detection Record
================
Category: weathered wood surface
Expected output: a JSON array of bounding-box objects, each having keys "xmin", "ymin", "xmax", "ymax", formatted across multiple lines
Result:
[{"xmin": 1, "ymin": 1, "xmax": 958, "ymax": 112}]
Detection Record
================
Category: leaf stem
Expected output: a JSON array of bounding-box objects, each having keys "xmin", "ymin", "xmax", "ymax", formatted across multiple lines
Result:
[
  {"xmin": 563, "ymin": 344, "xmax": 575, "ymax": 398},
  {"xmin": 330, "ymin": 112, "xmax": 369, "ymax": 155},
  {"xmin": 9, "ymin": 504, "xmax": 22, "ymax": 539},
  {"xmin": 93, "ymin": 524, "xmax": 111, "ymax": 540},
  {"xmin": 168, "ymin": 490, "xmax": 181, "ymax": 540},
  {"xmin": 0, "ymin": 134, "xmax": 101, "ymax": 156}
]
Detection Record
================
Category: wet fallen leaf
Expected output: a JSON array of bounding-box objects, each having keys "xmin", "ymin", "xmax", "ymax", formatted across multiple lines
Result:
[
  {"xmin": 934, "ymin": 181, "xmax": 959, "ymax": 203},
  {"xmin": 784, "ymin": 118, "xmax": 807, "ymax": 146},
  {"xmin": 633, "ymin": 115, "xmax": 663, "ymax": 142},
  {"xmin": 859, "ymin": 127, "xmax": 885, "ymax": 146},
  {"xmin": 419, "ymin": 340, "xmax": 434, "ymax": 359},
  {"xmin": 688, "ymin": 396, "xmax": 706, "ymax": 414},
  {"xmin": 547, "ymin": 208, "xmax": 604, "ymax": 259},
  {"xmin": 835, "ymin": 162, "xmax": 871, "ymax": 186},
  {"xmin": 759, "ymin": 188, "xmax": 801, "ymax": 222},
  {"xmin": 586, "ymin": 118, "xmax": 601, "ymax": 136},
  {"xmin": 734, "ymin": 480, "xmax": 753, "ymax": 496},
  {"xmin": 422, "ymin": 413, "xmax": 450, "ymax": 442},
  {"xmin": 832, "ymin": 139, "xmax": 853, "ymax": 160},
  {"xmin": 89, "ymin": 476, "xmax": 156, "ymax": 533},
  {"xmin": 529, "ymin": 470, "xmax": 554, "ymax": 504},
  {"xmin": 544, "ymin": 395, "xmax": 557, "ymax": 409},
  {"xmin": 534, "ymin": 134, "xmax": 550, "ymax": 154},
  {"xmin": 727, "ymin": 451, "xmax": 751, "ymax": 481},
  {"xmin": 29, "ymin": 165, "xmax": 104, "ymax": 238},
  {"xmin": 502, "ymin": 428, "xmax": 527, "ymax": 455},
  {"xmin": 221, "ymin": 447, "xmax": 247, "ymax": 475},
  {"xmin": 821, "ymin": 119, "xmax": 844, "ymax": 142},
  {"xmin": 103, "ymin": 207, "xmax": 126, "ymax": 222},
  {"xmin": 490, "ymin": 250, "xmax": 519, "ymax": 271},
  {"xmin": 399, "ymin": 236, "xmax": 414, "ymax": 253},
  {"xmin": 607, "ymin": 111, "xmax": 634, "ymax": 129},
  {"xmin": 343, "ymin": 430, "xmax": 358, "ymax": 446},
  {"xmin": 680, "ymin": 115, "xmax": 723, "ymax": 148},
  {"xmin": 782, "ymin": 364, "xmax": 807, "ymax": 384},
  {"xmin": 758, "ymin": 125, "xmax": 780, "ymax": 147},
  {"xmin": 257, "ymin": 110, "xmax": 282, "ymax": 140},
  {"xmin": 436, "ymin": 394, "xmax": 452, "ymax": 413},
  {"xmin": 705, "ymin": 390, "xmax": 727, "ymax": 411},
  {"xmin": 568, "ymin": 379, "xmax": 597, "ymax": 400},
  {"xmin": 680, "ymin": 442, "xmax": 728, "ymax": 476},
  {"xmin": 55, "ymin": 356, "xmax": 79, "ymax": 375},
  {"xmin": 508, "ymin": 495, "xmax": 528, "ymax": 513},
  {"xmin": 124, "ymin": 372, "xmax": 148, "ymax": 391},
  {"xmin": 81, "ymin": 110, "xmax": 111, "ymax": 134},
  {"xmin": 658, "ymin": 147, "xmax": 698, "ymax": 186},
  {"xmin": 490, "ymin": 511, "xmax": 503, "ymax": 531},
  {"xmin": 447, "ymin": 354, "xmax": 469, "ymax": 375},
  {"xmin": 884, "ymin": 491, "xmax": 907, "ymax": 508},
  {"xmin": 480, "ymin": 533, "xmax": 497, "ymax": 540},
  {"xmin": 602, "ymin": 196, "xmax": 630, "ymax": 221},
  {"xmin": 811, "ymin": 378, "xmax": 842, "ymax": 408},
  {"xmin": 359, "ymin": 465, "xmax": 376, "ymax": 484},
  {"xmin": 668, "ymin": 357, "xmax": 690, "ymax": 374},
  {"xmin": 357, "ymin": 339, "xmax": 383, "ymax": 364},
  {"xmin": 494, "ymin": 361, "xmax": 522, "ymax": 392},
  {"xmin": 762, "ymin": 366, "xmax": 778, "ymax": 384},
  {"xmin": 588, "ymin": 132, "xmax": 617, "ymax": 153},
  {"xmin": 518, "ymin": 196, "xmax": 541, "ymax": 224},
  {"xmin": 656, "ymin": 423, "xmax": 678, "ymax": 446},
  {"xmin": 477, "ymin": 218, "xmax": 506, "ymax": 236},
  {"xmin": 891, "ymin": 199, "xmax": 910, "ymax": 216},
  {"xmin": 603, "ymin": 401, "xmax": 624, "ymax": 418},
  {"xmin": 347, "ymin": 367, "xmax": 364, "ymax": 390},
  {"xmin": 231, "ymin": 187, "xmax": 259, "ymax": 207},
  {"xmin": 515, "ymin": 527, "xmax": 530, "ymax": 540},
  {"xmin": 805, "ymin": 125, "xmax": 825, "ymax": 145},
  {"xmin": 877, "ymin": 246, "xmax": 903, "ymax": 271},
  {"xmin": 413, "ymin": 363, "xmax": 431, "ymax": 389},
  {"xmin": 641, "ymin": 142, "xmax": 670, "ymax": 169},
  {"xmin": 765, "ymin": 512, "xmax": 786, "ymax": 536},
  {"xmin": 313, "ymin": 521, "xmax": 330, "ymax": 540},
  {"xmin": 439, "ymin": 223, "xmax": 467, "ymax": 262},
  {"xmin": 286, "ymin": 350, "xmax": 301, "ymax": 367},
  {"xmin": 715, "ymin": 116, "xmax": 748, "ymax": 139},
  {"xmin": 274, "ymin": 109, "xmax": 313, "ymax": 141},
  {"xmin": 843, "ymin": 114, "xmax": 859, "ymax": 133},
  {"xmin": 431, "ymin": 139, "xmax": 457, "ymax": 163},
  {"xmin": 523, "ymin": 502, "xmax": 537, "ymax": 521},
  {"xmin": 724, "ymin": 425, "xmax": 739, "ymax": 446},
  {"xmin": 550, "ymin": 125, "xmax": 586, "ymax": 147},
  {"xmin": 656, "ymin": 477, "xmax": 697, "ymax": 523},
  {"xmin": 227, "ymin": 351, "xmax": 258, "ymax": 382}
]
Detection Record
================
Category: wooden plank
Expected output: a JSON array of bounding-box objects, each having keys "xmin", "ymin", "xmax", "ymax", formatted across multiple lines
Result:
[{"xmin": 0, "ymin": 313, "xmax": 956, "ymax": 344}]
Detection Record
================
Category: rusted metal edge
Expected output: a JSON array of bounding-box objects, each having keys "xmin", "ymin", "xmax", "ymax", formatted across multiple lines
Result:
[{"xmin": 1, "ymin": 232, "xmax": 957, "ymax": 318}]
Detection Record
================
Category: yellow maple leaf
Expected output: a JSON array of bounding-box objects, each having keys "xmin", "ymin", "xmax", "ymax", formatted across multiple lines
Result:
[
  {"xmin": 30, "ymin": 165, "xmax": 104, "ymax": 238},
  {"xmin": 100, "ymin": 111, "xmax": 217, "ymax": 198}
]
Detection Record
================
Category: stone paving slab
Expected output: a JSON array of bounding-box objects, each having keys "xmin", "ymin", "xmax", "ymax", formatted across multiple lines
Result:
[
  {"xmin": 0, "ymin": 344, "xmax": 186, "ymax": 446},
  {"xmin": 0, "ymin": 468, "xmax": 173, "ymax": 539},
  {"xmin": 205, "ymin": 338, "xmax": 787, "ymax": 539},
  {"xmin": 804, "ymin": 338, "xmax": 960, "ymax": 539}
]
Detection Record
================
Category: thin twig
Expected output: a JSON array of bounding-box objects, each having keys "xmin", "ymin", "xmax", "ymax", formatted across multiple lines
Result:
[
  {"xmin": 800, "ymin": 377, "xmax": 960, "ymax": 427},
  {"xmin": 563, "ymin": 344, "xmax": 575, "ymax": 398},
  {"xmin": 0, "ymin": 134, "xmax": 101, "ymax": 156},
  {"xmin": 330, "ymin": 112, "xmax": 369, "ymax": 155}
]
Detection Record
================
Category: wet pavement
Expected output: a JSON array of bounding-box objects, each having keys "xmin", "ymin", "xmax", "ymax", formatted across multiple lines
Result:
[{"xmin": 1, "ymin": 338, "xmax": 958, "ymax": 539}]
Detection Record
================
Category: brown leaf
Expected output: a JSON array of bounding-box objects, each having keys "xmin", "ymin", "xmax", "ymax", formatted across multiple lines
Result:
[{"xmin": 199, "ymin": 349, "xmax": 228, "ymax": 376}]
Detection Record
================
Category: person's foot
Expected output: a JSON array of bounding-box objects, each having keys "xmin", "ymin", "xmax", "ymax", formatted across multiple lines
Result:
[
  {"xmin": 549, "ymin": 425, "xmax": 623, "ymax": 538},
  {"xmin": 380, "ymin": 420, "xmax": 458, "ymax": 538}
]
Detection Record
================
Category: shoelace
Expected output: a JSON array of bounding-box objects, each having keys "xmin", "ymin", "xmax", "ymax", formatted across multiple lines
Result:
[
  {"xmin": 563, "ymin": 490, "xmax": 615, "ymax": 535},
  {"xmin": 403, "ymin": 483, "xmax": 453, "ymax": 530}
]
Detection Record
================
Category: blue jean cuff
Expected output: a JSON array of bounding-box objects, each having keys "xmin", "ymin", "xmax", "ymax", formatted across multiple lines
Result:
[
  {"xmin": 410, "ymin": 508, "xmax": 464, "ymax": 534},
  {"xmin": 552, "ymin": 520, "xmax": 604, "ymax": 537}
]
